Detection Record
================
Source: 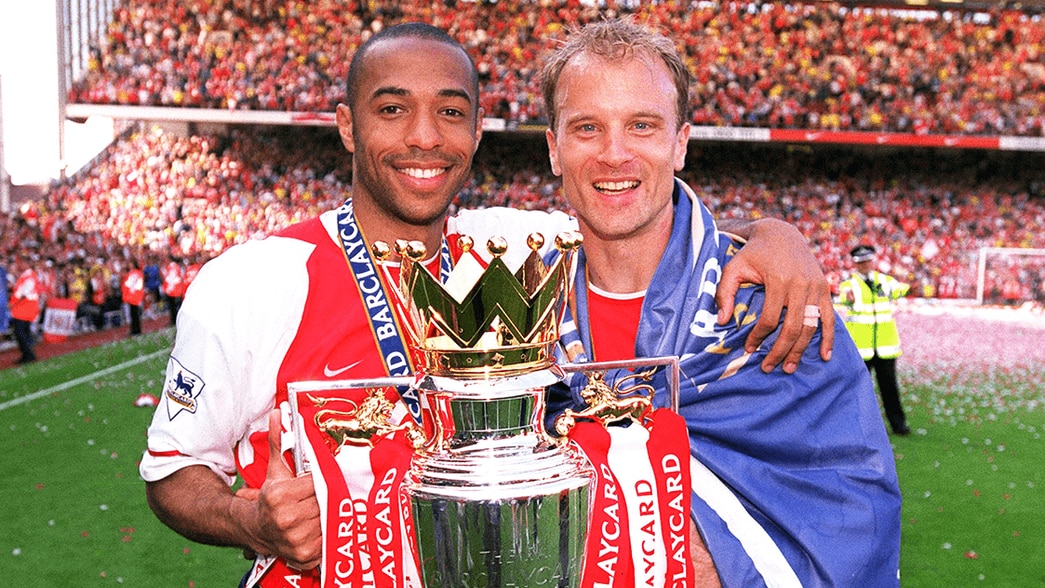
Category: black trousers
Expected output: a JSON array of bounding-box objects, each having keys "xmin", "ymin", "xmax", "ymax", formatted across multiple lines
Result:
[
  {"xmin": 128, "ymin": 303, "xmax": 142, "ymax": 335},
  {"xmin": 12, "ymin": 318, "xmax": 36, "ymax": 362},
  {"xmin": 166, "ymin": 295, "xmax": 182, "ymax": 326},
  {"xmin": 865, "ymin": 355, "xmax": 907, "ymax": 432}
]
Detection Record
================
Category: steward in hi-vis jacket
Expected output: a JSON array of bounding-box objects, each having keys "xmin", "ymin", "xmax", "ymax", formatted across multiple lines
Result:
[{"xmin": 839, "ymin": 245, "xmax": 911, "ymax": 435}]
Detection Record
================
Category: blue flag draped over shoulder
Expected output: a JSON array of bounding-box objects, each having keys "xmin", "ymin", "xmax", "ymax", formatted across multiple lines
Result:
[{"xmin": 551, "ymin": 180, "xmax": 902, "ymax": 588}]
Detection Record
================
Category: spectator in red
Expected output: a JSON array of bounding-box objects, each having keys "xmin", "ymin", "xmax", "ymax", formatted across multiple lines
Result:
[
  {"xmin": 183, "ymin": 254, "xmax": 203, "ymax": 293},
  {"xmin": 162, "ymin": 256, "xmax": 186, "ymax": 326},
  {"xmin": 9, "ymin": 255, "xmax": 41, "ymax": 364},
  {"xmin": 122, "ymin": 257, "xmax": 146, "ymax": 336},
  {"xmin": 86, "ymin": 262, "xmax": 110, "ymax": 331}
]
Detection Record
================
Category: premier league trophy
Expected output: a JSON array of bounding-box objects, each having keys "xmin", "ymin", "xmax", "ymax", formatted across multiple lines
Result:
[
  {"xmin": 289, "ymin": 231, "xmax": 595, "ymax": 588},
  {"xmin": 389, "ymin": 232, "xmax": 593, "ymax": 588}
]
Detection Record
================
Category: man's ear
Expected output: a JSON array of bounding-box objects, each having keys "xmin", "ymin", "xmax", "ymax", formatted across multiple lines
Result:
[
  {"xmin": 546, "ymin": 128, "xmax": 562, "ymax": 176},
  {"xmin": 674, "ymin": 122, "xmax": 690, "ymax": 172},
  {"xmin": 472, "ymin": 107, "xmax": 484, "ymax": 156},
  {"xmin": 336, "ymin": 103, "xmax": 355, "ymax": 153}
]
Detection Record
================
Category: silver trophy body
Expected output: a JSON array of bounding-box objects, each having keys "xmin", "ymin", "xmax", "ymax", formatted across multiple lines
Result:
[
  {"xmin": 406, "ymin": 368, "xmax": 592, "ymax": 587},
  {"xmin": 388, "ymin": 232, "xmax": 593, "ymax": 587}
]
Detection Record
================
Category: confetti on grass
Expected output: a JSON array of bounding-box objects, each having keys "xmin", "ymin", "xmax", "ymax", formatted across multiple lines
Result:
[{"xmin": 892, "ymin": 307, "xmax": 1045, "ymax": 583}]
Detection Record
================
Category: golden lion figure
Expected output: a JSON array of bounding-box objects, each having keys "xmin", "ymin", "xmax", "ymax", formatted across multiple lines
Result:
[
  {"xmin": 310, "ymin": 388, "xmax": 424, "ymax": 452},
  {"xmin": 554, "ymin": 369, "xmax": 656, "ymax": 436}
]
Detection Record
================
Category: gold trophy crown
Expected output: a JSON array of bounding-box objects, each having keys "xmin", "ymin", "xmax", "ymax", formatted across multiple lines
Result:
[{"xmin": 373, "ymin": 231, "xmax": 582, "ymax": 378}]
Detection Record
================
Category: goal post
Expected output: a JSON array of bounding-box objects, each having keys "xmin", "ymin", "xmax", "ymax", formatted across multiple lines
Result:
[{"xmin": 976, "ymin": 247, "xmax": 1045, "ymax": 305}]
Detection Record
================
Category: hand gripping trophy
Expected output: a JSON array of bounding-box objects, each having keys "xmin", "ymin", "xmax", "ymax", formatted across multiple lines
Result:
[{"xmin": 289, "ymin": 232, "xmax": 606, "ymax": 587}]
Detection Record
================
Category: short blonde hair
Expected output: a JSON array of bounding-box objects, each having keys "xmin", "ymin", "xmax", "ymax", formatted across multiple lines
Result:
[{"xmin": 540, "ymin": 17, "xmax": 691, "ymax": 131}]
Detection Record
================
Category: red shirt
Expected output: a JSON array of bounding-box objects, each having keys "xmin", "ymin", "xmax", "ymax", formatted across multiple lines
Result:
[
  {"xmin": 587, "ymin": 284, "xmax": 644, "ymax": 362},
  {"xmin": 10, "ymin": 269, "xmax": 41, "ymax": 322},
  {"xmin": 162, "ymin": 262, "xmax": 185, "ymax": 297},
  {"xmin": 122, "ymin": 269, "xmax": 145, "ymax": 306},
  {"xmin": 184, "ymin": 263, "xmax": 202, "ymax": 290}
]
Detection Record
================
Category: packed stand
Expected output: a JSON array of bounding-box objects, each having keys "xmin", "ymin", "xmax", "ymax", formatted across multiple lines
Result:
[
  {"xmin": 682, "ymin": 143, "xmax": 1045, "ymax": 303},
  {"xmin": 6, "ymin": 126, "xmax": 1045, "ymax": 325},
  {"xmin": 69, "ymin": 0, "xmax": 1045, "ymax": 136}
]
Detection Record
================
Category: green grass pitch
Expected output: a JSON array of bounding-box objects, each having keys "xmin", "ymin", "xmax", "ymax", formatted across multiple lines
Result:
[{"xmin": 1, "ymin": 323, "xmax": 1043, "ymax": 586}]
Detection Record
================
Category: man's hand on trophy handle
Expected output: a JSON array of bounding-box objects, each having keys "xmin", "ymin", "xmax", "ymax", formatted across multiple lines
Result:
[{"xmin": 242, "ymin": 409, "xmax": 323, "ymax": 570}]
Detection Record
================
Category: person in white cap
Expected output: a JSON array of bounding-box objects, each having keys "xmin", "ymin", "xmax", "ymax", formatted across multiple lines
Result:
[{"xmin": 840, "ymin": 244, "xmax": 911, "ymax": 435}]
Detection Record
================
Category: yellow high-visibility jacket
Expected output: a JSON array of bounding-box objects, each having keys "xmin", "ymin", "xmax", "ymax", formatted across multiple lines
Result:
[{"xmin": 839, "ymin": 270, "xmax": 909, "ymax": 360}]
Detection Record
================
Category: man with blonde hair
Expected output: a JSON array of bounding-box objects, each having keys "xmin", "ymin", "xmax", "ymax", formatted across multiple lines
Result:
[{"xmin": 542, "ymin": 17, "xmax": 902, "ymax": 587}]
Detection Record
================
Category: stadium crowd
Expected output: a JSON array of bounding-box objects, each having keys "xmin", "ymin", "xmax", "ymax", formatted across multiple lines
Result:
[
  {"xmin": 69, "ymin": 0, "xmax": 1045, "ymax": 136},
  {"xmin": 4, "ymin": 126, "xmax": 1045, "ymax": 324},
  {"xmin": 7, "ymin": 1, "xmax": 1045, "ymax": 347}
]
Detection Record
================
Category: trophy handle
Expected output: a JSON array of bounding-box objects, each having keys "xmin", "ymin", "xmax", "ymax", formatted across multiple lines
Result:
[
  {"xmin": 286, "ymin": 377, "xmax": 415, "ymax": 474},
  {"xmin": 559, "ymin": 355, "xmax": 681, "ymax": 413}
]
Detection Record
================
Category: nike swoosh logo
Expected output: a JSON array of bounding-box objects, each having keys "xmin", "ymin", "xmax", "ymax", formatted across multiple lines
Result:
[{"xmin": 323, "ymin": 360, "xmax": 362, "ymax": 378}]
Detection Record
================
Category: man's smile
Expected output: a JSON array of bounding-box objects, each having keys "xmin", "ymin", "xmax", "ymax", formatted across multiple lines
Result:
[
  {"xmin": 398, "ymin": 166, "xmax": 450, "ymax": 179},
  {"xmin": 593, "ymin": 180, "xmax": 640, "ymax": 195}
]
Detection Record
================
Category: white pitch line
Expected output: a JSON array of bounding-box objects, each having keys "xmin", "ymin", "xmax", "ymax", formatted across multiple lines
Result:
[{"xmin": 0, "ymin": 349, "xmax": 169, "ymax": 412}]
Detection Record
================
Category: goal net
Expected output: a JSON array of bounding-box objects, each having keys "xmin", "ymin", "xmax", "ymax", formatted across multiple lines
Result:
[{"xmin": 976, "ymin": 247, "xmax": 1045, "ymax": 306}]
